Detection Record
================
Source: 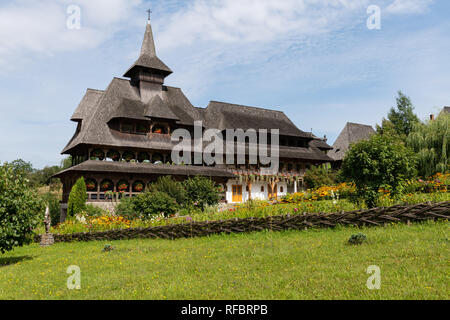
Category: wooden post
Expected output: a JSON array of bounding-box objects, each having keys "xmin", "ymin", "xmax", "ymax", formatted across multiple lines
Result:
[
  {"xmin": 270, "ymin": 182, "xmax": 275, "ymax": 200},
  {"xmin": 248, "ymin": 182, "xmax": 252, "ymax": 201}
]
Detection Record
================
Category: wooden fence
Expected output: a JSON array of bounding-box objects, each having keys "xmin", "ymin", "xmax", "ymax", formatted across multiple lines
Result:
[{"xmin": 34, "ymin": 201, "xmax": 449, "ymax": 243}]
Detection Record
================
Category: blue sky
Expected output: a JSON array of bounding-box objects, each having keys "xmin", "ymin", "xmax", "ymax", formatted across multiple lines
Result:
[{"xmin": 0, "ymin": 0, "xmax": 449, "ymax": 168}]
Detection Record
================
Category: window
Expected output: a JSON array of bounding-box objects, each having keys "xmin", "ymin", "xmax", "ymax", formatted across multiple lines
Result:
[
  {"xmin": 117, "ymin": 180, "xmax": 130, "ymax": 193},
  {"xmin": 261, "ymin": 186, "xmax": 265, "ymax": 192},
  {"xmin": 91, "ymin": 149, "xmax": 105, "ymax": 161},
  {"xmin": 132, "ymin": 181, "xmax": 145, "ymax": 193},
  {"xmin": 136, "ymin": 123, "xmax": 148, "ymax": 135},
  {"xmin": 232, "ymin": 185, "xmax": 243, "ymax": 203},
  {"xmin": 85, "ymin": 179, "xmax": 97, "ymax": 192},
  {"xmin": 152, "ymin": 153, "xmax": 164, "ymax": 164},
  {"xmin": 280, "ymin": 186, "xmax": 284, "ymax": 193},
  {"xmin": 100, "ymin": 179, "xmax": 114, "ymax": 192},
  {"xmin": 122, "ymin": 151, "xmax": 135, "ymax": 162},
  {"xmin": 152, "ymin": 125, "xmax": 167, "ymax": 134},
  {"xmin": 106, "ymin": 150, "xmax": 120, "ymax": 162},
  {"xmin": 121, "ymin": 122, "xmax": 133, "ymax": 133},
  {"xmin": 138, "ymin": 152, "xmax": 150, "ymax": 163}
]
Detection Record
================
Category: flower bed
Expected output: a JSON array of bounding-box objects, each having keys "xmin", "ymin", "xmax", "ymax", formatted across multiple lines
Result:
[
  {"xmin": 35, "ymin": 201, "xmax": 450, "ymax": 243},
  {"xmin": 37, "ymin": 191, "xmax": 449, "ymax": 236}
]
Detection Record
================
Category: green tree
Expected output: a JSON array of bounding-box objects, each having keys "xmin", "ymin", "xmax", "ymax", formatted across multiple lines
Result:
[
  {"xmin": 61, "ymin": 156, "xmax": 73, "ymax": 170},
  {"xmin": 304, "ymin": 165, "xmax": 336, "ymax": 188},
  {"xmin": 341, "ymin": 134, "xmax": 417, "ymax": 208},
  {"xmin": 67, "ymin": 177, "xmax": 87, "ymax": 217},
  {"xmin": 0, "ymin": 162, "xmax": 44, "ymax": 253},
  {"xmin": 10, "ymin": 159, "xmax": 34, "ymax": 176},
  {"xmin": 184, "ymin": 176, "xmax": 220, "ymax": 211},
  {"xmin": 29, "ymin": 165, "xmax": 61, "ymax": 187},
  {"xmin": 407, "ymin": 113, "xmax": 449, "ymax": 177},
  {"xmin": 150, "ymin": 176, "xmax": 187, "ymax": 206},
  {"xmin": 385, "ymin": 91, "xmax": 419, "ymax": 137},
  {"xmin": 376, "ymin": 118, "xmax": 406, "ymax": 142}
]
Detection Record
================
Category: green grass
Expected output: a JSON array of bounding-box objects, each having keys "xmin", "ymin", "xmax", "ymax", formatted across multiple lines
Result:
[{"xmin": 1, "ymin": 221, "xmax": 448, "ymax": 300}]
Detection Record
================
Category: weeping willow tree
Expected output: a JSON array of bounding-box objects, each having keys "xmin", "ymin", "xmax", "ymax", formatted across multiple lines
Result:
[{"xmin": 406, "ymin": 113, "xmax": 449, "ymax": 178}]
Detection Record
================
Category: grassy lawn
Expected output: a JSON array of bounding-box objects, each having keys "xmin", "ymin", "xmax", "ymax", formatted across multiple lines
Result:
[{"xmin": 1, "ymin": 221, "xmax": 448, "ymax": 300}]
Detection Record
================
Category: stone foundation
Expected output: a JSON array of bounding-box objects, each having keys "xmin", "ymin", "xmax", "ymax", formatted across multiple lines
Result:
[{"xmin": 40, "ymin": 233, "xmax": 55, "ymax": 247}]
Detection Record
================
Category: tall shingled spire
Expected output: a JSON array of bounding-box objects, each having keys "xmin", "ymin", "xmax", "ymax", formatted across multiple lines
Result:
[
  {"xmin": 140, "ymin": 16, "xmax": 157, "ymax": 57},
  {"xmin": 123, "ymin": 14, "xmax": 172, "ymax": 79}
]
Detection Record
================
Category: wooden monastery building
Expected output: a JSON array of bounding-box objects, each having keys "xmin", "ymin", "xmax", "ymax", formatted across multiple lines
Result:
[{"xmin": 55, "ymin": 19, "xmax": 334, "ymax": 217}]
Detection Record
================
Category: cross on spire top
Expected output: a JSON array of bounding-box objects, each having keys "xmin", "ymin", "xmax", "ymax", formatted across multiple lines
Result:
[{"xmin": 146, "ymin": 9, "xmax": 152, "ymax": 22}]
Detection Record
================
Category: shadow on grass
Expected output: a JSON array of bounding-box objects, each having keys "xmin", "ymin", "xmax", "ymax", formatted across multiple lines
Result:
[{"xmin": 0, "ymin": 256, "xmax": 33, "ymax": 267}]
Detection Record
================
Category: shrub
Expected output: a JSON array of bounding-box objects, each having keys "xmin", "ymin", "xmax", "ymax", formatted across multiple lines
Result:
[
  {"xmin": 150, "ymin": 176, "xmax": 187, "ymax": 206},
  {"xmin": 133, "ymin": 191, "xmax": 178, "ymax": 219},
  {"xmin": 41, "ymin": 192, "xmax": 61, "ymax": 226},
  {"xmin": 184, "ymin": 176, "xmax": 220, "ymax": 211},
  {"xmin": 0, "ymin": 162, "xmax": 44, "ymax": 253},
  {"xmin": 341, "ymin": 134, "xmax": 417, "ymax": 208},
  {"xmin": 348, "ymin": 233, "xmax": 367, "ymax": 245},
  {"xmin": 115, "ymin": 196, "xmax": 140, "ymax": 220},
  {"xmin": 67, "ymin": 177, "xmax": 87, "ymax": 217},
  {"xmin": 84, "ymin": 204, "xmax": 106, "ymax": 217},
  {"xmin": 304, "ymin": 165, "xmax": 336, "ymax": 188}
]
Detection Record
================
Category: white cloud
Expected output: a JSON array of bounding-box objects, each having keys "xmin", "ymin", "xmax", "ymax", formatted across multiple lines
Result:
[
  {"xmin": 0, "ymin": 0, "xmax": 142, "ymax": 70},
  {"xmin": 156, "ymin": 0, "xmax": 370, "ymax": 50},
  {"xmin": 152, "ymin": 0, "xmax": 377, "ymax": 98},
  {"xmin": 385, "ymin": 0, "xmax": 433, "ymax": 14}
]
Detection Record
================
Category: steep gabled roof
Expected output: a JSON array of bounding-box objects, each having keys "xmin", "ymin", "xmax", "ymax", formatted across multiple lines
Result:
[
  {"xmin": 62, "ymin": 23, "xmax": 332, "ymax": 165},
  {"xmin": 202, "ymin": 101, "xmax": 312, "ymax": 138},
  {"xmin": 108, "ymin": 98, "xmax": 148, "ymax": 122},
  {"xmin": 62, "ymin": 78, "xmax": 202, "ymax": 154},
  {"xmin": 329, "ymin": 122, "xmax": 376, "ymax": 161},
  {"xmin": 71, "ymin": 89, "xmax": 104, "ymax": 122},
  {"xmin": 145, "ymin": 95, "xmax": 180, "ymax": 121},
  {"xmin": 123, "ymin": 22, "xmax": 172, "ymax": 78}
]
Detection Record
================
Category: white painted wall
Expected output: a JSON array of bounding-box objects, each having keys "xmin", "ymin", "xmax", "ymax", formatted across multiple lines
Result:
[{"xmin": 226, "ymin": 180, "xmax": 288, "ymax": 203}]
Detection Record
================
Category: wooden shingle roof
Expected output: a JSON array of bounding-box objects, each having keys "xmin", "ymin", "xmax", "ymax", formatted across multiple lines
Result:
[
  {"xmin": 145, "ymin": 96, "xmax": 180, "ymax": 121},
  {"xmin": 123, "ymin": 22, "xmax": 172, "ymax": 78},
  {"xmin": 203, "ymin": 101, "xmax": 313, "ymax": 138},
  {"xmin": 71, "ymin": 89, "xmax": 103, "ymax": 122},
  {"xmin": 329, "ymin": 122, "xmax": 376, "ymax": 161},
  {"xmin": 62, "ymin": 22, "xmax": 332, "ymax": 164},
  {"xmin": 54, "ymin": 160, "xmax": 235, "ymax": 179}
]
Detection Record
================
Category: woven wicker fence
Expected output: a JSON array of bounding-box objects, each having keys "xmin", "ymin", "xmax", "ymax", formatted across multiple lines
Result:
[{"xmin": 34, "ymin": 201, "xmax": 449, "ymax": 243}]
